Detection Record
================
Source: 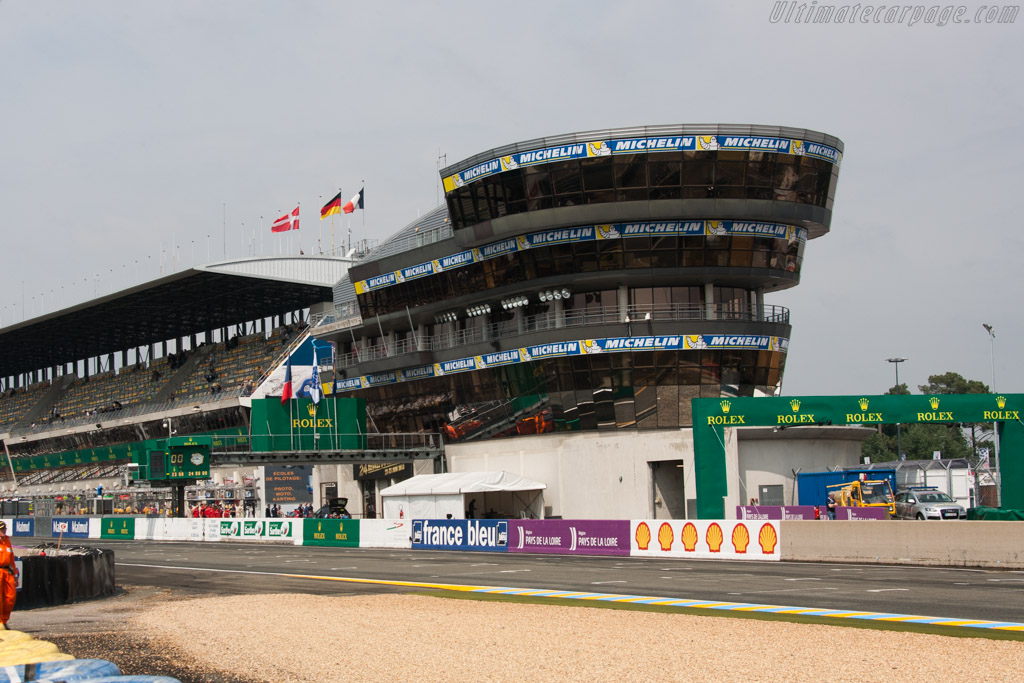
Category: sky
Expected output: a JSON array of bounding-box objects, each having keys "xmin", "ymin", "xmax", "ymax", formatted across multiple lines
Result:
[{"xmin": 1, "ymin": 0, "xmax": 1021, "ymax": 397}]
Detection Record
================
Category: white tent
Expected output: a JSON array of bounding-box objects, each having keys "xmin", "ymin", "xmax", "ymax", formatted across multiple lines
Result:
[{"xmin": 380, "ymin": 471, "xmax": 547, "ymax": 520}]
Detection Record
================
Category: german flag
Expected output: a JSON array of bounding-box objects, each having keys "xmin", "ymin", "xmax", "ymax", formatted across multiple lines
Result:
[{"xmin": 320, "ymin": 191, "xmax": 342, "ymax": 220}]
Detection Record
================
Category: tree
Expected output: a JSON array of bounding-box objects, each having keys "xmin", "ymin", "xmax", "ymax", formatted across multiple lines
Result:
[
  {"xmin": 918, "ymin": 372, "xmax": 989, "ymax": 395},
  {"xmin": 862, "ymin": 370, "xmax": 987, "ymax": 463},
  {"xmin": 918, "ymin": 372, "xmax": 993, "ymax": 467}
]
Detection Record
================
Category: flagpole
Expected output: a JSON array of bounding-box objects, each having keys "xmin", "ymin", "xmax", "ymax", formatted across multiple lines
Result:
[
  {"xmin": 334, "ymin": 187, "xmax": 340, "ymax": 255},
  {"xmin": 260, "ymin": 216, "xmax": 264, "ymax": 257},
  {"xmin": 361, "ymin": 181, "xmax": 366, "ymax": 250},
  {"xmin": 297, "ymin": 202, "xmax": 302, "ymax": 255},
  {"xmin": 312, "ymin": 347, "xmax": 318, "ymax": 449},
  {"xmin": 318, "ymin": 195, "xmax": 323, "ymax": 255}
]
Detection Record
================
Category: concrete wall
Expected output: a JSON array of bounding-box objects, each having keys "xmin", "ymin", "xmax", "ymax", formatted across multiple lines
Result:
[
  {"xmin": 782, "ymin": 520, "xmax": 1024, "ymax": 568},
  {"xmin": 447, "ymin": 426, "xmax": 874, "ymax": 520},
  {"xmin": 738, "ymin": 427, "xmax": 872, "ymax": 507},
  {"xmin": 447, "ymin": 430, "xmax": 696, "ymax": 520}
]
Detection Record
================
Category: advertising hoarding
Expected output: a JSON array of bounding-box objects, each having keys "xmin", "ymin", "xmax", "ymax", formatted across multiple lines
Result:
[
  {"xmin": 630, "ymin": 519, "xmax": 780, "ymax": 561},
  {"xmin": 100, "ymin": 517, "xmax": 136, "ymax": 539},
  {"xmin": 303, "ymin": 519, "xmax": 360, "ymax": 547},
  {"xmin": 411, "ymin": 519, "xmax": 508, "ymax": 552},
  {"xmin": 359, "ymin": 519, "xmax": 412, "ymax": 548},
  {"xmin": 11, "ymin": 519, "xmax": 33, "ymax": 537},
  {"xmin": 51, "ymin": 518, "xmax": 90, "ymax": 538},
  {"xmin": 508, "ymin": 520, "xmax": 630, "ymax": 556}
]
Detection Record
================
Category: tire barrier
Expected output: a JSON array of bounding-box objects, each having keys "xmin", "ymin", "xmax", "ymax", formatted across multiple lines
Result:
[{"xmin": 16, "ymin": 549, "xmax": 115, "ymax": 610}]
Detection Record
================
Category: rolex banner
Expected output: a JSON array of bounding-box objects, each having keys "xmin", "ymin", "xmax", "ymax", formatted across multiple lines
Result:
[
  {"xmin": 249, "ymin": 397, "xmax": 367, "ymax": 452},
  {"xmin": 303, "ymin": 518, "xmax": 361, "ymax": 547}
]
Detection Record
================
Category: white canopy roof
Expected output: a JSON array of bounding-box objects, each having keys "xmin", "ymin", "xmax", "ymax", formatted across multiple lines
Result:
[{"xmin": 380, "ymin": 471, "xmax": 547, "ymax": 497}]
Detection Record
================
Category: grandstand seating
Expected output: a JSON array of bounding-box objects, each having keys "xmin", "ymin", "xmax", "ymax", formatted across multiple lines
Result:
[
  {"xmin": 0, "ymin": 380, "xmax": 51, "ymax": 432},
  {"xmin": 163, "ymin": 326, "xmax": 301, "ymax": 402},
  {"xmin": 5, "ymin": 324, "xmax": 303, "ymax": 439},
  {"xmin": 51, "ymin": 354, "xmax": 177, "ymax": 421}
]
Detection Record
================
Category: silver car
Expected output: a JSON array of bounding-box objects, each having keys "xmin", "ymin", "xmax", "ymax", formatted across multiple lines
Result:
[{"xmin": 894, "ymin": 489, "xmax": 966, "ymax": 520}]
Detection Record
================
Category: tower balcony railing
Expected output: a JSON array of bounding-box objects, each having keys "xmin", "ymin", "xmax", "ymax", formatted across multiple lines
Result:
[{"xmin": 338, "ymin": 303, "xmax": 789, "ymax": 368}]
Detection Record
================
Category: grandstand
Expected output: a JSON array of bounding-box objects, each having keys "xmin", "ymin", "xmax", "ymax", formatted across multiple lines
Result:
[{"xmin": 0, "ymin": 256, "xmax": 348, "ymax": 490}]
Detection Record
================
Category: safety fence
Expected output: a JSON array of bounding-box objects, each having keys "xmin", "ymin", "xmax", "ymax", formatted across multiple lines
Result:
[{"xmin": 15, "ymin": 517, "xmax": 782, "ymax": 561}]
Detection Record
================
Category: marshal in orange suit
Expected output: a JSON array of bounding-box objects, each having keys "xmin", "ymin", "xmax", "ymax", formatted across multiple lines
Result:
[{"xmin": 0, "ymin": 521, "xmax": 18, "ymax": 626}]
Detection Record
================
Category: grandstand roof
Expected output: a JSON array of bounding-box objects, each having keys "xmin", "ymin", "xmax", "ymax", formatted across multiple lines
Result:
[
  {"xmin": 362, "ymin": 205, "xmax": 452, "ymax": 262},
  {"xmin": 0, "ymin": 257, "xmax": 346, "ymax": 378}
]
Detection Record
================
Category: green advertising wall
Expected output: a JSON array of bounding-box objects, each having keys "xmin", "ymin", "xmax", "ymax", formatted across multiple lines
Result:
[
  {"xmin": 692, "ymin": 393, "xmax": 1023, "ymax": 519},
  {"xmin": 302, "ymin": 518, "xmax": 360, "ymax": 547},
  {"xmin": 100, "ymin": 517, "xmax": 136, "ymax": 539},
  {"xmin": 250, "ymin": 397, "xmax": 366, "ymax": 452},
  {"xmin": 10, "ymin": 426, "xmax": 247, "ymax": 474}
]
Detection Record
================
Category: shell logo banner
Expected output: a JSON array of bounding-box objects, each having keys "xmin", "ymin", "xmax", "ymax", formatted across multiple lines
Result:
[{"xmin": 630, "ymin": 519, "xmax": 780, "ymax": 561}]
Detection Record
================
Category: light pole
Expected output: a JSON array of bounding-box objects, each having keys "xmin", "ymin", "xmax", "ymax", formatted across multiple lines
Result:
[
  {"xmin": 887, "ymin": 357, "xmax": 907, "ymax": 460},
  {"xmin": 982, "ymin": 323, "xmax": 1000, "ymax": 505}
]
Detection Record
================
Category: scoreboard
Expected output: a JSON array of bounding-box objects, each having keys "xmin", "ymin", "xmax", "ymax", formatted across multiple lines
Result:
[{"xmin": 138, "ymin": 436, "xmax": 211, "ymax": 482}]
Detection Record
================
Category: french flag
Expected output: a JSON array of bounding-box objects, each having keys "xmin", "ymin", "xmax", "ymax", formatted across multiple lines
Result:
[
  {"xmin": 342, "ymin": 188, "xmax": 364, "ymax": 214},
  {"xmin": 280, "ymin": 357, "xmax": 293, "ymax": 404}
]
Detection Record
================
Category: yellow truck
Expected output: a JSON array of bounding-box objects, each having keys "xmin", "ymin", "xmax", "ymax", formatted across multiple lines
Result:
[{"xmin": 826, "ymin": 479, "xmax": 896, "ymax": 517}]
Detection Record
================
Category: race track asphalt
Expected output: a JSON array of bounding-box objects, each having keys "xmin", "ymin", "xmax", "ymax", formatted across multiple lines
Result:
[{"xmin": 67, "ymin": 539, "xmax": 1024, "ymax": 623}]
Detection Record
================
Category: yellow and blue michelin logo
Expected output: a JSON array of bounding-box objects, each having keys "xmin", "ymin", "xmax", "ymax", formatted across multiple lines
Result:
[
  {"xmin": 444, "ymin": 134, "xmax": 839, "ymax": 194},
  {"xmin": 697, "ymin": 135, "xmax": 719, "ymax": 151},
  {"xmin": 334, "ymin": 334, "xmax": 790, "ymax": 393}
]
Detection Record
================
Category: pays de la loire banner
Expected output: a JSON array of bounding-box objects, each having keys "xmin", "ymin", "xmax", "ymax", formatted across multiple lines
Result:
[{"xmin": 630, "ymin": 519, "xmax": 780, "ymax": 561}]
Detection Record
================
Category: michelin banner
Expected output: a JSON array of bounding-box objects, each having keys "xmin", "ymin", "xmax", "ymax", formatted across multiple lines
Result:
[
  {"xmin": 411, "ymin": 519, "xmax": 509, "ymax": 552},
  {"xmin": 335, "ymin": 334, "xmax": 787, "ymax": 394},
  {"xmin": 443, "ymin": 135, "xmax": 841, "ymax": 192},
  {"xmin": 355, "ymin": 220, "xmax": 806, "ymax": 295},
  {"xmin": 630, "ymin": 519, "xmax": 780, "ymax": 561},
  {"xmin": 508, "ymin": 520, "xmax": 630, "ymax": 556}
]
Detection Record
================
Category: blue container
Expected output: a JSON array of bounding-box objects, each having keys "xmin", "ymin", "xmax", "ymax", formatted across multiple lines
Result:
[{"xmin": 797, "ymin": 469, "xmax": 896, "ymax": 506}]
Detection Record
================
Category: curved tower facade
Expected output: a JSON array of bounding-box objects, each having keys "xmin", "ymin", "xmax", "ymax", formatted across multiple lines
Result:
[{"xmin": 327, "ymin": 125, "xmax": 843, "ymax": 446}]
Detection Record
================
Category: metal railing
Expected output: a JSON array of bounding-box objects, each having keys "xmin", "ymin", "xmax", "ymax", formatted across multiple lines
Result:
[
  {"xmin": 212, "ymin": 432, "xmax": 441, "ymax": 454},
  {"xmin": 335, "ymin": 304, "xmax": 789, "ymax": 368}
]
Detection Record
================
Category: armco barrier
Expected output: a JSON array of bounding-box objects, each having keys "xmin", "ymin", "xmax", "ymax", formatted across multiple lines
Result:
[
  {"xmin": 411, "ymin": 519, "xmax": 508, "ymax": 552},
  {"xmin": 359, "ymin": 519, "xmax": 412, "ymax": 548},
  {"xmin": 303, "ymin": 518, "xmax": 360, "ymax": 547},
  {"xmin": 507, "ymin": 519, "xmax": 630, "ymax": 556},
  {"xmin": 630, "ymin": 519, "xmax": 781, "ymax": 561}
]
